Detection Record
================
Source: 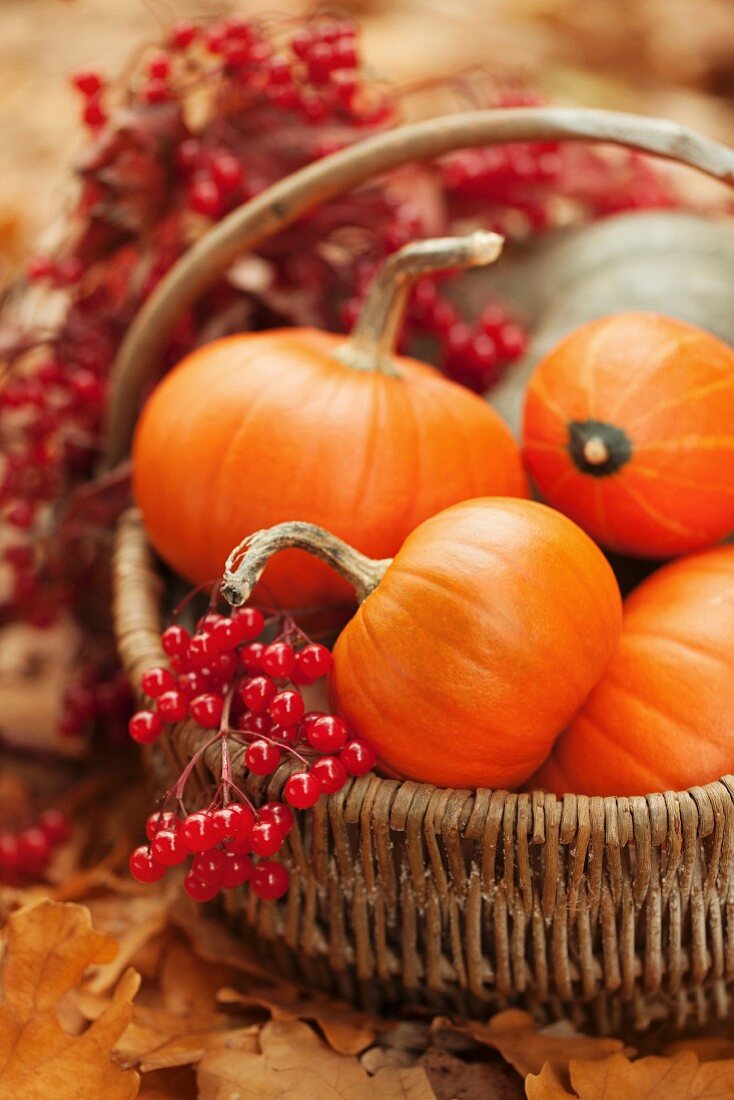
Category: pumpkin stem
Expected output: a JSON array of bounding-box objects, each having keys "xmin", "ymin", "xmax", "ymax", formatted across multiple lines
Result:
[
  {"xmin": 221, "ymin": 521, "xmax": 390, "ymax": 608},
  {"xmin": 336, "ymin": 230, "xmax": 504, "ymax": 376},
  {"xmin": 582, "ymin": 437, "xmax": 610, "ymax": 466}
]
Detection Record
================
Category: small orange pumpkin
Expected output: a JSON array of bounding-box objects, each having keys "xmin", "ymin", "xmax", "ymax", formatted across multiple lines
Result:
[
  {"xmin": 133, "ymin": 233, "xmax": 527, "ymax": 615},
  {"xmin": 522, "ymin": 312, "xmax": 734, "ymax": 559},
  {"xmin": 222, "ymin": 498, "xmax": 622, "ymax": 789},
  {"xmin": 530, "ymin": 544, "xmax": 734, "ymax": 797}
]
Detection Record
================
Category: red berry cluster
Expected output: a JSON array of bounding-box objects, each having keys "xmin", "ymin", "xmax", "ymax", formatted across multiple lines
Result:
[
  {"xmin": 128, "ymin": 605, "xmax": 376, "ymax": 902},
  {"xmin": 0, "ymin": 808, "xmax": 70, "ymax": 883},
  {"xmin": 130, "ymin": 801, "xmax": 291, "ymax": 902}
]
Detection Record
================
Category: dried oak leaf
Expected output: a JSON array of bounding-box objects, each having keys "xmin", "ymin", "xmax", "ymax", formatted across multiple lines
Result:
[
  {"xmin": 0, "ymin": 899, "xmax": 140, "ymax": 1099},
  {"xmin": 197, "ymin": 1018, "xmax": 436, "ymax": 1100},
  {"xmin": 218, "ymin": 983, "xmax": 380, "ymax": 1055},
  {"xmin": 435, "ymin": 1009, "xmax": 628, "ymax": 1078},
  {"xmin": 526, "ymin": 1051, "xmax": 734, "ymax": 1098}
]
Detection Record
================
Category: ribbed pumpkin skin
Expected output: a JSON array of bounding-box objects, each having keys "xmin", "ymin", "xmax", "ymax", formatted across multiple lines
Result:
[
  {"xmin": 330, "ymin": 498, "xmax": 622, "ymax": 789},
  {"xmin": 531, "ymin": 545, "xmax": 734, "ymax": 797},
  {"xmin": 132, "ymin": 330, "xmax": 527, "ymax": 611},
  {"xmin": 522, "ymin": 312, "xmax": 734, "ymax": 558}
]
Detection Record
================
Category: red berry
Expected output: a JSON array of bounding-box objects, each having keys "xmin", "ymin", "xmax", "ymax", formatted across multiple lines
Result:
[
  {"xmin": 340, "ymin": 739, "xmax": 377, "ymax": 776},
  {"xmin": 36, "ymin": 808, "xmax": 70, "ymax": 845},
  {"xmin": 251, "ymin": 860, "xmax": 289, "ymax": 900},
  {"xmin": 209, "ymin": 650, "xmax": 238, "ymax": 681},
  {"xmin": 130, "ymin": 845, "xmax": 166, "ymax": 883},
  {"xmin": 250, "ymin": 820, "xmax": 284, "ymax": 857},
  {"xmin": 258, "ymin": 802, "xmax": 295, "ymax": 835},
  {"xmin": 152, "ymin": 829, "xmax": 188, "ymax": 867},
  {"xmin": 209, "ymin": 617, "xmax": 236, "ymax": 650},
  {"xmin": 189, "ymin": 177, "xmax": 222, "ymax": 218},
  {"xmin": 169, "ymin": 20, "xmax": 197, "ymax": 49},
  {"xmin": 268, "ymin": 689, "xmax": 304, "ymax": 727},
  {"xmin": 162, "ymin": 625, "xmax": 190, "ymax": 657},
  {"xmin": 188, "ymin": 632, "xmax": 216, "ymax": 664},
  {"xmin": 189, "ymin": 693, "xmax": 223, "ymax": 729},
  {"xmin": 72, "ymin": 70, "xmax": 103, "ymax": 96},
  {"xmin": 191, "ymin": 846, "xmax": 227, "ymax": 886},
  {"xmin": 241, "ymin": 675, "xmax": 276, "ymax": 713},
  {"xmin": 291, "ymin": 29, "xmax": 313, "ymax": 58},
  {"xmin": 0, "ymin": 834, "xmax": 19, "ymax": 872},
  {"xmin": 306, "ymin": 715, "xmax": 348, "ymax": 753},
  {"xmin": 311, "ymin": 755, "xmax": 348, "ymax": 794},
  {"xmin": 221, "ymin": 852, "xmax": 252, "ymax": 888},
  {"xmin": 498, "ymin": 323, "xmax": 527, "ymax": 359},
  {"xmin": 332, "ymin": 38, "xmax": 357, "ymax": 69},
  {"xmin": 183, "ymin": 870, "xmax": 219, "ymax": 902},
  {"xmin": 268, "ymin": 723, "xmax": 297, "ymax": 747},
  {"xmin": 296, "ymin": 644, "xmax": 332, "ymax": 681},
  {"xmin": 237, "ymin": 712, "xmax": 272, "ymax": 736},
  {"xmin": 129, "ymin": 709, "xmax": 163, "ymax": 744},
  {"xmin": 240, "ymin": 641, "xmax": 265, "ymax": 672},
  {"xmin": 145, "ymin": 811, "xmax": 179, "ymax": 840},
  {"xmin": 245, "ymin": 740, "xmax": 281, "ymax": 776},
  {"xmin": 175, "ymin": 138, "xmax": 201, "ymax": 175},
  {"xmin": 157, "ymin": 689, "xmax": 189, "ymax": 722},
  {"xmin": 7, "ymin": 502, "xmax": 34, "ymax": 530},
  {"xmin": 177, "ymin": 670, "xmax": 210, "ymax": 697},
  {"xmin": 284, "ymin": 771, "xmax": 321, "ymax": 810},
  {"xmin": 143, "ymin": 78, "xmax": 170, "ymax": 104},
  {"xmin": 181, "ymin": 811, "xmax": 219, "ymax": 852},
  {"xmin": 233, "ymin": 607, "xmax": 265, "ymax": 642},
  {"xmin": 147, "ymin": 51, "xmax": 172, "ymax": 79},
  {"xmin": 83, "ymin": 95, "xmax": 107, "ymax": 128},
  {"xmin": 261, "ymin": 642, "xmax": 295, "ymax": 678},
  {"xmin": 17, "ymin": 828, "xmax": 50, "ymax": 869},
  {"xmin": 213, "ymin": 803, "xmax": 254, "ymax": 844},
  {"xmin": 211, "ymin": 153, "xmax": 244, "ymax": 192},
  {"xmin": 141, "ymin": 667, "xmax": 175, "ymax": 698}
]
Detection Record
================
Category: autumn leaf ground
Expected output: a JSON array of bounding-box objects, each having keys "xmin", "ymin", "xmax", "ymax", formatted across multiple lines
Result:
[{"xmin": 2, "ymin": 766, "xmax": 734, "ymax": 1099}]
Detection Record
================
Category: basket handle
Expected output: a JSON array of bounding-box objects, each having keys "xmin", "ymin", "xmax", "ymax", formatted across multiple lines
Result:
[{"xmin": 101, "ymin": 105, "xmax": 734, "ymax": 470}]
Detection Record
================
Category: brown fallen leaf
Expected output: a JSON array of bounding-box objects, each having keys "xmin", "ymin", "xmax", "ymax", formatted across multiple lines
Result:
[
  {"xmin": 435, "ymin": 1009, "xmax": 628, "ymax": 1079},
  {"xmin": 84, "ymin": 881, "xmax": 176, "ymax": 995},
  {"xmin": 525, "ymin": 1063, "xmax": 574, "ymax": 1099},
  {"xmin": 116, "ymin": 1008, "xmax": 260, "ymax": 1072},
  {"xmin": 197, "ymin": 1018, "xmax": 437, "ymax": 1100},
  {"xmin": 0, "ymin": 899, "xmax": 140, "ymax": 1099},
  {"xmin": 570, "ymin": 1051, "xmax": 734, "ymax": 1099},
  {"xmin": 527, "ymin": 1051, "xmax": 734, "ymax": 1099},
  {"xmin": 218, "ymin": 983, "xmax": 380, "ymax": 1055}
]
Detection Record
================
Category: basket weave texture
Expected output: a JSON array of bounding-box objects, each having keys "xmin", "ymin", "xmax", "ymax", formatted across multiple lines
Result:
[{"xmin": 113, "ymin": 508, "xmax": 734, "ymax": 1034}]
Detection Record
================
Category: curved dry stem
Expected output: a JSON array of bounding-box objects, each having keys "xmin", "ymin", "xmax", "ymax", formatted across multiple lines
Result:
[
  {"xmin": 222, "ymin": 521, "xmax": 390, "ymax": 608},
  {"xmin": 102, "ymin": 106, "xmax": 734, "ymax": 469},
  {"xmin": 338, "ymin": 230, "xmax": 503, "ymax": 376}
]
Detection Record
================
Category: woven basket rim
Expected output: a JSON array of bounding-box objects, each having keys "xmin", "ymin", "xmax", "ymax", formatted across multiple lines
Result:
[{"xmin": 112, "ymin": 506, "xmax": 734, "ymax": 826}]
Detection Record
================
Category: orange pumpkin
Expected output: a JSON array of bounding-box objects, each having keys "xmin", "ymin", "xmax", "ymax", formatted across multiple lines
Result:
[
  {"xmin": 222, "ymin": 498, "xmax": 622, "ymax": 789},
  {"xmin": 522, "ymin": 312, "xmax": 734, "ymax": 559},
  {"xmin": 133, "ymin": 233, "xmax": 527, "ymax": 614},
  {"xmin": 530, "ymin": 544, "xmax": 734, "ymax": 797}
]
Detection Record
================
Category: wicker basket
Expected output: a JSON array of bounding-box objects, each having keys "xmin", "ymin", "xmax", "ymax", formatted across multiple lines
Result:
[{"xmin": 108, "ymin": 108, "xmax": 734, "ymax": 1034}]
